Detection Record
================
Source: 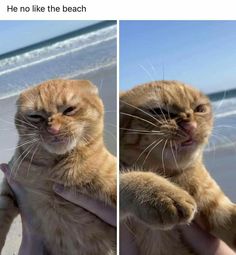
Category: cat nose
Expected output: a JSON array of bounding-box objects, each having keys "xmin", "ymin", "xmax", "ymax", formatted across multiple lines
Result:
[
  {"xmin": 179, "ymin": 121, "xmax": 197, "ymax": 134},
  {"xmin": 47, "ymin": 126, "xmax": 60, "ymax": 135}
]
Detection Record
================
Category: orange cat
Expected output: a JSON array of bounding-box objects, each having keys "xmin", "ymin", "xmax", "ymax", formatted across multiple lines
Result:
[
  {"xmin": 120, "ymin": 80, "xmax": 236, "ymax": 255},
  {"xmin": 0, "ymin": 80, "xmax": 116, "ymax": 255}
]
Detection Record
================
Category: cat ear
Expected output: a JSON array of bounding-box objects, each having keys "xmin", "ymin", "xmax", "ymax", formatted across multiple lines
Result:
[{"xmin": 73, "ymin": 80, "xmax": 99, "ymax": 95}]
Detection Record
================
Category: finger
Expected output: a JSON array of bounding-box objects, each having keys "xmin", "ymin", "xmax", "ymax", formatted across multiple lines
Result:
[
  {"xmin": 53, "ymin": 184, "xmax": 116, "ymax": 227},
  {"xmin": 0, "ymin": 163, "xmax": 23, "ymax": 193},
  {"xmin": 120, "ymin": 223, "xmax": 139, "ymax": 255},
  {"xmin": 0, "ymin": 163, "xmax": 10, "ymax": 176},
  {"xmin": 180, "ymin": 223, "xmax": 235, "ymax": 255},
  {"xmin": 0, "ymin": 163, "xmax": 15, "ymax": 183}
]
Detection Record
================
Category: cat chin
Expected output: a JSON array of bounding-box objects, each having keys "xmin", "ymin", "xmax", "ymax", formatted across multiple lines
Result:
[
  {"xmin": 159, "ymin": 145, "xmax": 203, "ymax": 170},
  {"xmin": 43, "ymin": 140, "xmax": 77, "ymax": 155}
]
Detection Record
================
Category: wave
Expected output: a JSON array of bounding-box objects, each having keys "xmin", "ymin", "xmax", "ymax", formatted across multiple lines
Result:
[
  {"xmin": 215, "ymin": 110, "xmax": 236, "ymax": 118},
  {"xmin": 0, "ymin": 24, "xmax": 117, "ymax": 99},
  {"xmin": 0, "ymin": 25, "xmax": 116, "ymax": 73}
]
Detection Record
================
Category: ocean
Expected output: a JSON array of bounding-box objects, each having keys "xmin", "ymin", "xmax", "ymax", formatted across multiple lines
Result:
[
  {"xmin": 0, "ymin": 22, "xmax": 117, "ymax": 99},
  {"xmin": 208, "ymin": 97, "xmax": 236, "ymax": 150}
]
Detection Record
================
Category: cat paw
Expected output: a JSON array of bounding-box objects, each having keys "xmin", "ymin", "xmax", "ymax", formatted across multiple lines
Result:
[
  {"xmin": 120, "ymin": 172, "xmax": 197, "ymax": 229},
  {"xmin": 133, "ymin": 189, "xmax": 197, "ymax": 229},
  {"xmin": 159, "ymin": 191, "xmax": 197, "ymax": 228}
]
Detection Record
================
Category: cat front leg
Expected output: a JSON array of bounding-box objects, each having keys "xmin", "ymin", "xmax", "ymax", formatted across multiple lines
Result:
[
  {"xmin": 0, "ymin": 177, "xmax": 19, "ymax": 251},
  {"xmin": 120, "ymin": 171, "xmax": 197, "ymax": 229},
  {"xmin": 198, "ymin": 191, "xmax": 236, "ymax": 250}
]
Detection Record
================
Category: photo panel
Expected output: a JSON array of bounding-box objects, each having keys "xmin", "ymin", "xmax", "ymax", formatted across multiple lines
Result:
[
  {"xmin": 119, "ymin": 20, "xmax": 236, "ymax": 255},
  {"xmin": 0, "ymin": 20, "xmax": 117, "ymax": 255}
]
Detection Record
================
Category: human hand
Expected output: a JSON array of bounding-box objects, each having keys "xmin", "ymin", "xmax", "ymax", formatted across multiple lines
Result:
[
  {"xmin": 0, "ymin": 163, "xmax": 47, "ymax": 255},
  {"xmin": 120, "ymin": 222, "xmax": 139, "ymax": 255},
  {"xmin": 53, "ymin": 183, "xmax": 117, "ymax": 227},
  {"xmin": 0, "ymin": 163, "xmax": 117, "ymax": 255},
  {"xmin": 179, "ymin": 222, "xmax": 236, "ymax": 255}
]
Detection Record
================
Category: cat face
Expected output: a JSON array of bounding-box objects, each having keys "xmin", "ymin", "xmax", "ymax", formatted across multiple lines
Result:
[
  {"xmin": 120, "ymin": 81, "xmax": 213, "ymax": 170},
  {"xmin": 15, "ymin": 80, "xmax": 104, "ymax": 155}
]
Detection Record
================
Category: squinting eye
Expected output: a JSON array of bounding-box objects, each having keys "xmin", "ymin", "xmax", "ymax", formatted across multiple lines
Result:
[
  {"xmin": 195, "ymin": 105, "xmax": 206, "ymax": 113},
  {"xmin": 27, "ymin": 114, "xmax": 44, "ymax": 122},
  {"xmin": 151, "ymin": 108, "xmax": 169, "ymax": 116},
  {"xmin": 149, "ymin": 107, "xmax": 177, "ymax": 118},
  {"xmin": 63, "ymin": 106, "xmax": 76, "ymax": 116}
]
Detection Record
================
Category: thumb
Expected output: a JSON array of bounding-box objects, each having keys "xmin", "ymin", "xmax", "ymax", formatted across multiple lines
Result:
[
  {"xmin": 0, "ymin": 163, "xmax": 11, "ymax": 177},
  {"xmin": 0, "ymin": 163, "xmax": 22, "ymax": 192}
]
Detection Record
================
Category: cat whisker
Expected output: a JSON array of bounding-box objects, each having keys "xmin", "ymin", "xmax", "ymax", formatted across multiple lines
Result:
[
  {"xmin": 104, "ymin": 129, "xmax": 116, "ymax": 142},
  {"xmin": 98, "ymin": 78, "xmax": 104, "ymax": 92},
  {"xmin": 15, "ymin": 119, "xmax": 38, "ymax": 130},
  {"xmin": 71, "ymin": 130, "xmax": 78, "ymax": 147},
  {"xmin": 147, "ymin": 60, "xmax": 158, "ymax": 80},
  {"xmin": 10, "ymin": 141, "xmax": 38, "ymax": 178},
  {"xmin": 120, "ymin": 100, "xmax": 163, "ymax": 125},
  {"xmin": 211, "ymin": 132, "xmax": 236, "ymax": 152},
  {"xmin": 104, "ymin": 110, "xmax": 116, "ymax": 113},
  {"xmin": 22, "ymin": 91, "xmax": 35, "ymax": 105},
  {"xmin": 170, "ymin": 140, "xmax": 179, "ymax": 171},
  {"xmin": 27, "ymin": 142, "xmax": 40, "ymax": 177},
  {"xmin": 166, "ymin": 104, "xmax": 171, "ymax": 120},
  {"xmin": 12, "ymin": 142, "xmax": 38, "ymax": 178},
  {"xmin": 141, "ymin": 139, "xmax": 164, "ymax": 168},
  {"xmin": 120, "ymin": 112, "xmax": 159, "ymax": 129},
  {"xmin": 14, "ymin": 123, "xmax": 37, "ymax": 130},
  {"xmin": 105, "ymin": 122, "xmax": 117, "ymax": 128},
  {"xmin": 0, "ymin": 118, "xmax": 15, "ymax": 126},
  {"xmin": 18, "ymin": 113, "xmax": 38, "ymax": 129},
  {"xmin": 123, "ymin": 132, "xmax": 165, "ymax": 136},
  {"xmin": 154, "ymin": 102, "xmax": 169, "ymax": 125},
  {"xmin": 2, "ymin": 139, "xmax": 38, "ymax": 152},
  {"xmin": 19, "ymin": 133, "xmax": 38, "ymax": 137},
  {"xmin": 138, "ymin": 64, "xmax": 155, "ymax": 81},
  {"xmin": 135, "ymin": 139, "xmax": 161, "ymax": 164},
  {"xmin": 214, "ymin": 125, "xmax": 236, "ymax": 130},
  {"xmin": 144, "ymin": 104, "xmax": 167, "ymax": 124},
  {"xmin": 81, "ymin": 136, "xmax": 90, "ymax": 145},
  {"xmin": 161, "ymin": 139, "xmax": 168, "ymax": 175},
  {"xmin": 206, "ymin": 139, "xmax": 216, "ymax": 162},
  {"xmin": 120, "ymin": 127, "xmax": 162, "ymax": 133},
  {"xmin": 0, "ymin": 128, "xmax": 16, "ymax": 131},
  {"xmin": 214, "ymin": 90, "xmax": 227, "ymax": 113},
  {"xmin": 212, "ymin": 131, "xmax": 236, "ymax": 144}
]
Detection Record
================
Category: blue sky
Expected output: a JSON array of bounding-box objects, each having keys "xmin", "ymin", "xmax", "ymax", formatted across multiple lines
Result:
[
  {"xmin": 120, "ymin": 21, "xmax": 236, "ymax": 94},
  {"xmin": 0, "ymin": 21, "xmax": 99, "ymax": 55}
]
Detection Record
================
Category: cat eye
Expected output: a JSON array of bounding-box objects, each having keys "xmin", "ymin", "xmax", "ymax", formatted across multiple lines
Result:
[
  {"xmin": 63, "ymin": 106, "xmax": 77, "ymax": 116},
  {"xmin": 149, "ymin": 107, "xmax": 177, "ymax": 118},
  {"xmin": 195, "ymin": 104, "xmax": 207, "ymax": 113},
  {"xmin": 27, "ymin": 114, "xmax": 44, "ymax": 122}
]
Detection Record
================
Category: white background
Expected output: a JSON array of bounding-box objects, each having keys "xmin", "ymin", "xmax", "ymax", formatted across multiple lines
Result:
[{"xmin": 0, "ymin": 0, "xmax": 236, "ymax": 20}]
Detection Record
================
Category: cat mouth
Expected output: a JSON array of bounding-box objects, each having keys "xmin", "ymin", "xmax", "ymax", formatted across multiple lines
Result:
[
  {"xmin": 179, "ymin": 136, "xmax": 197, "ymax": 148},
  {"xmin": 181, "ymin": 138, "xmax": 194, "ymax": 147},
  {"xmin": 49, "ymin": 136, "xmax": 68, "ymax": 144}
]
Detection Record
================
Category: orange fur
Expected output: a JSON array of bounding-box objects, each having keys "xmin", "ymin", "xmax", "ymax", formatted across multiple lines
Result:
[
  {"xmin": 120, "ymin": 80, "xmax": 236, "ymax": 255},
  {"xmin": 0, "ymin": 80, "xmax": 116, "ymax": 255}
]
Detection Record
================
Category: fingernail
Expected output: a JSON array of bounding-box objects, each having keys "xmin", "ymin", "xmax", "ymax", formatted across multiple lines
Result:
[
  {"xmin": 53, "ymin": 184, "xmax": 64, "ymax": 193},
  {"xmin": 0, "ymin": 164, "xmax": 8, "ymax": 174}
]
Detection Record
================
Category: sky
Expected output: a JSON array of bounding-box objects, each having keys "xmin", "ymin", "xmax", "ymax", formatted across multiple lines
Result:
[
  {"xmin": 120, "ymin": 21, "xmax": 236, "ymax": 94},
  {"xmin": 0, "ymin": 21, "xmax": 99, "ymax": 55}
]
